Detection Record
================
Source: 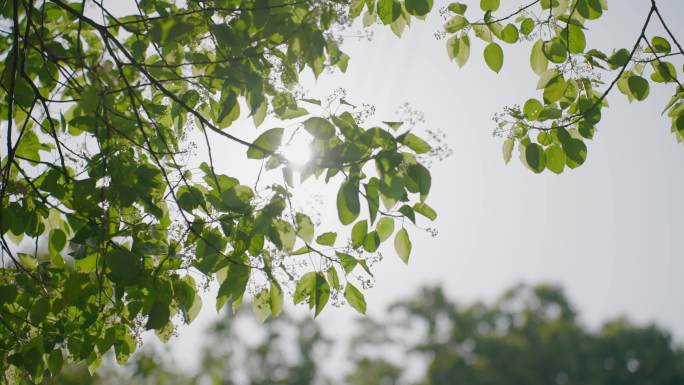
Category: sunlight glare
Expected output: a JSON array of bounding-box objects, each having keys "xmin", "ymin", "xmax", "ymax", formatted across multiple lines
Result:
[{"xmin": 281, "ymin": 131, "xmax": 311, "ymax": 169}]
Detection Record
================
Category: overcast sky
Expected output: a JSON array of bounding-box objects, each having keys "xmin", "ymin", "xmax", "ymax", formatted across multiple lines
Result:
[{"xmin": 145, "ymin": 0, "xmax": 684, "ymax": 370}]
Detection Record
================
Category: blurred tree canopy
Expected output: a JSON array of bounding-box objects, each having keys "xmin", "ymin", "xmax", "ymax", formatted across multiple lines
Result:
[
  {"xmin": 45, "ymin": 284, "xmax": 684, "ymax": 385},
  {"xmin": 1, "ymin": 0, "xmax": 682, "ymax": 381}
]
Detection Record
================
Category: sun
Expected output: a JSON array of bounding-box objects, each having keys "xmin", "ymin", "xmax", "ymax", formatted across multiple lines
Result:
[{"xmin": 281, "ymin": 130, "xmax": 311, "ymax": 169}]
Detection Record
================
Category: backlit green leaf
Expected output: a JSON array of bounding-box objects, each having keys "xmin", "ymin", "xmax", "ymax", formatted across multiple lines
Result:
[
  {"xmin": 484, "ymin": 42, "xmax": 504, "ymax": 73},
  {"xmin": 351, "ymin": 220, "xmax": 368, "ymax": 248},
  {"xmin": 377, "ymin": 0, "xmax": 402, "ymax": 25},
  {"xmin": 500, "ymin": 24, "xmax": 519, "ymax": 44},
  {"xmin": 376, "ymin": 217, "xmax": 395, "ymax": 241},
  {"xmin": 247, "ymin": 127, "xmax": 283, "ymax": 159},
  {"xmin": 523, "ymin": 99, "xmax": 543, "ymax": 120},
  {"xmin": 530, "ymin": 40, "xmax": 549, "ymax": 75},
  {"xmin": 545, "ymin": 145, "xmax": 566, "ymax": 174},
  {"xmin": 316, "ymin": 232, "xmax": 337, "ymax": 246},
  {"xmin": 402, "ymin": 133, "xmax": 431, "ymax": 154},
  {"xmin": 627, "ymin": 76, "xmax": 650, "ymax": 101},
  {"xmin": 337, "ymin": 180, "xmax": 361, "ymax": 225},
  {"xmin": 502, "ymin": 138, "xmax": 514, "ymax": 164},
  {"xmin": 525, "ymin": 143, "xmax": 546, "ymax": 173},
  {"xmin": 651, "ymin": 36, "xmax": 671, "ymax": 54},
  {"xmin": 405, "ymin": 0, "xmax": 433, "ymax": 16},
  {"xmin": 394, "ymin": 228, "xmax": 411, "ymax": 264},
  {"xmin": 295, "ymin": 213, "xmax": 315, "ymax": 243},
  {"xmin": 49, "ymin": 229, "xmax": 67, "ymax": 255},
  {"xmin": 448, "ymin": 2, "xmax": 468, "ymax": 15},
  {"xmin": 480, "ymin": 0, "xmax": 500, "ymax": 12},
  {"xmin": 445, "ymin": 15, "xmax": 468, "ymax": 33},
  {"xmin": 303, "ymin": 117, "xmax": 335, "ymax": 139},
  {"xmin": 344, "ymin": 283, "xmax": 367, "ymax": 314}
]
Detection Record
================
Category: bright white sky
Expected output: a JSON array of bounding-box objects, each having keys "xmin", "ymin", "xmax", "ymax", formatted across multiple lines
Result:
[{"xmin": 135, "ymin": 0, "xmax": 684, "ymax": 370}]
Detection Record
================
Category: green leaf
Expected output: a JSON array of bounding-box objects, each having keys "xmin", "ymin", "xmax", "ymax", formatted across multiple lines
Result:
[
  {"xmin": 382, "ymin": 121, "xmax": 404, "ymax": 130},
  {"xmin": 377, "ymin": 0, "xmax": 402, "ymax": 25},
  {"xmin": 270, "ymin": 282, "xmax": 283, "ymax": 318},
  {"xmin": 221, "ymin": 185, "xmax": 254, "ymax": 212},
  {"xmin": 545, "ymin": 145, "xmax": 566, "ymax": 174},
  {"xmin": 543, "ymin": 75, "xmax": 567, "ymax": 104},
  {"xmin": 107, "ymin": 248, "xmax": 143, "ymax": 285},
  {"xmin": 563, "ymin": 25, "xmax": 586, "ymax": 54},
  {"xmin": 413, "ymin": 202, "xmax": 437, "ymax": 220},
  {"xmin": 542, "ymin": 39, "xmax": 568, "ymax": 64},
  {"xmin": 607, "ymin": 48, "xmax": 630, "ymax": 68},
  {"xmin": 394, "ymin": 228, "xmax": 411, "ymax": 264},
  {"xmin": 14, "ymin": 78, "xmax": 35, "ymax": 108},
  {"xmin": 448, "ymin": 2, "xmax": 467, "ymax": 15},
  {"xmin": 525, "ymin": 143, "xmax": 546, "ymax": 173},
  {"xmin": 253, "ymin": 102, "xmax": 267, "ymax": 128},
  {"xmin": 445, "ymin": 15, "xmax": 468, "ymax": 33},
  {"xmin": 405, "ymin": 0, "xmax": 433, "ymax": 16},
  {"xmin": 337, "ymin": 180, "xmax": 361, "ymax": 225},
  {"xmin": 447, "ymin": 35, "xmax": 460, "ymax": 60},
  {"xmin": 651, "ymin": 62, "xmax": 677, "ymax": 83},
  {"xmin": 402, "ymin": 133, "xmax": 431, "ymax": 154},
  {"xmin": 523, "ymin": 98, "xmax": 543, "ymax": 120},
  {"xmin": 472, "ymin": 24, "xmax": 492, "ymax": 42},
  {"xmin": 275, "ymin": 220, "xmax": 296, "ymax": 252},
  {"xmin": 217, "ymin": 262, "xmax": 251, "ymax": 306},
  {"xmin": 303, "ymin": 117, "xmax": 335, "ymax": 139},
  {"xmin": 313, "ymin": 273, "xmax": 330, "ymax": 316},
  {"xmin": 344, "ymin": 283, "xmax": 367, "ymax": 314},
  {"xmin": 49, "ymin": 229, "xmax": 67, "ymax": 255},
  {"xmin": 178, "ymin": 186, "xmax": 205, "ymax": 212},
  {"xmin": 363, "ymin": 231, "xmax": 381, "ymax": 252},
  {"xmin": 281, "ymin": 107, "xmax": 309, "ymax": 120},
  {"xmin": 146, "ymin": 301, "xmax": 170, "ymax": 330},
  {"xmin": 520, "ymin": 18, "xmax": 535, "ymax": 35},
  {"xmin": 502, "ymin": 138, "xmax": 514, "ymax": 164},
  {"xmin": 316, "ymin": 232, "xmax": 337, "ymax": 246},
  {"xmin": 577, "ymin": 0, "xmax": 603, "ymax": 20},
  {"xmin": 29, "ymin": 297, "xmax": 50, "ymax": 323},
  {"xmin": 376, "ymin": 217, "xmax": 395, "ymax": 241},
  {"xmin": 327, "ymin": 267, "xmax": 340, "ymax": 290},
  {"xmin": 365, "ymin": 178, "xmax": 380, "ymax": 224},
  {"xmin": 484, "ymin": 43, "xmax": 504, "ymax": 73},
  {"xmin": 294, "ymin": 272, "xmax": 316, "ymax": 305},
  {"xmin": 0, "ymin": 286, "xmax": 18, "ymax": 305},
  {"xmin": 399, "ymin": 204, "xmax": 416, "ymax": 224},
  {"xmin": 456, "ymin": 34, "xmax": 471, "ymax": 67},
  {"xmin": 530, "ymin": 40, "xmax": 549, "ymax": 75},
  {"xmin": 407, "ymin": 163, "xmax": 431, "ymax": 196},
  {"xmin": 500, "ymin": 24, "xmax": 519, "ymax": 44},
  {"xmin": 480, "ymin": 0, "xmax": 500, "ymax": 12},
  {"xmin": 563, "ymin": 138, "xmax": 588, "ymax": 168},
  {"xmin": 351, "ymin": 220, "xmax": 368, "ymax": 248},
  {"xmin": 48, "ymin": 350, "xmax": 64, "ymax": 375},
  {"xmin": 216, "ymin": 92, "xmax": 240, "ymax": 128},
  {"xmin": 627, "ymin": 76, "xmax": 650, "ymax": 101},
  {"xmin": 676, "ymin": 114, "xmax": 684, "ymax": 134},
  {"xmin": 252, "ymin": 289, "xmax": 271, "ymax": 323},
  {"xmin": 651, "ymin": 36, "xmax": 671, "ymax": 54},
  {"xmin": 337, "ymin": 252, "xmax": 358, "ymax": 275},
  {"xmin": 295, "ymin": 213, "xmax": 315, "ymax": 243},
  {"xmin": 247, "ymin": 127, "xmax": 283, "ymax": 159}
]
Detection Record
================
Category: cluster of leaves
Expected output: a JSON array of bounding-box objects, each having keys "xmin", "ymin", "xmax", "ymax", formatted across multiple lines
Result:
[
  {"xmin": 349, "ymin": 0, "xmax": 434, "ymax": 36},
  {"xmin": 2, "ymin": 0, "xmax": 682, "ymax": 381},
  {"xmin": 442, "ymin": 0, "xmax": 684, "ymax": 173},
  {"xmin": 0, "ymin": 0, "xmax": 440, "ymax": 381},
  {"xmin": 46, "ymin": 284, "xmax": 684, "ymax": 385}
]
